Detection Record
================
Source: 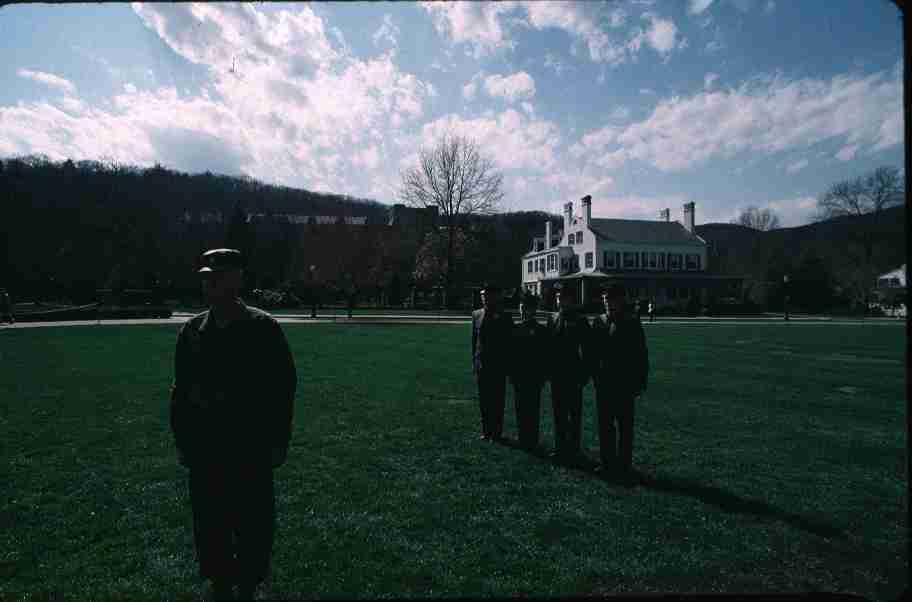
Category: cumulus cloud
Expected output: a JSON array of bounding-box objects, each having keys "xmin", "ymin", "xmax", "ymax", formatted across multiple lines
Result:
[
  {"xmin": 372, "ymin": 14, "xmax": 399, "ymax": 49},
  {"xmin": 423, "ymin": 1, "xmax": 685, "ymax": 67},
  {"xmin": 835, "ymin": 144, "xmax": 858, "ymax": 161},
  {"xmin": 0, "ymin": 3, "xmax": 435, "ymax": 196},
  {"xmin": 420, "ymin": 1, "xmax": 517, "ymax": 58},
  {"xmin": 766, "ymin": 196, "xmax": 818, "ymax": 227},
  {"xmin": 688, "ymin": 0, "xmax": 715, "ymax": 15},
  {"xmin": 483, "ymin": 71, "xmax": 535, "ymax": 102},
  {"xmin": 462, "ymin": 77, "xmax": 479, "ymax": 101},
  {"xmin": 418, "ymin": 108, "xmax": 562, "ymax": 171},
  {"xmin": 785, "ymin": 158, "xmax": 808, "ymax": 173},
  {"xmin": 573, "ymin": 67, "xmax": 902, "ymax": 172},
  {"xmin": 17, "ymin": 69, "xmax": 77, "ymax": 95}
]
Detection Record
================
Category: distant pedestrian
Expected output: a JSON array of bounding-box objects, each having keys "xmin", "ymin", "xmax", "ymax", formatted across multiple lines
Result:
[
  {"xmin": 509, "ymin": 293, "xmax": 549, "ymax": 452},
  {"xmin": 170, "ymin": 248, "xmax": 297, "ymax": 601},
  {"xmin": 471, "ymin": 283, "xmax": 512, "ymax": 441},
  {"xmin": 648, "ymin": 300, "xmax": 655, "ymax": 323},
  {"xmin": 546, "ymin": 284, "xmax": 591, "ymax": 465},
  {"xmin": 0, "ymin": 289, "xmax": 13, "ymax": 324},
  {"xmin": 591, "ymin": 284, "xmax": 649, "ymax": 484}
]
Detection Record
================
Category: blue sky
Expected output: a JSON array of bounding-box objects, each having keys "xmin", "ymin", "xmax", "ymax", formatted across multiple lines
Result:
[{"xmin": 0, "ymin": 1, "xmax": 903, "ymax": 226}]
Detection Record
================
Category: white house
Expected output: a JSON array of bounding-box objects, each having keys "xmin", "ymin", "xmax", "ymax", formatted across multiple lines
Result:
[{"xmin": 521, "ymin": 195, "xmax": 741, "ymax": 307}]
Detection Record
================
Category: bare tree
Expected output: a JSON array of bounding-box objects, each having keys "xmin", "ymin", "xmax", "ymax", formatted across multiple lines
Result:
[
  {"xmin": 733, "ymin": 206, "xmax": 781, "ymax": 230},
  {"xmin": 815, "ymin": 165, "xmax": 905, "ymax": 314},
  {"xmin": 399, "ymin": 133, "xmax": 504, "ymax": 307},
  {"xmin": 816, "ymin": 166, "xmax": 904, "ymax": 220}
]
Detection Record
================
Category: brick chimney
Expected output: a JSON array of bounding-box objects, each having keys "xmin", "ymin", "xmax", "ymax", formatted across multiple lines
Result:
[
  {"xmin": 581, "ymin": 195, "xmax": 592, "ymax": 225},
  {"xmin": 545, "ymin": 220, "xmax": 552, "ymax": 250},
  {"xmin": 683, "ymin": 202, "xmax": 695, "ymax": 233},
  {"xmin": 659, "ymin": 208, "xmax": 670, "ymax": 222},
  {"xmin": 563, "ymin": 201, "xmax": 573, "ymax": 232}
]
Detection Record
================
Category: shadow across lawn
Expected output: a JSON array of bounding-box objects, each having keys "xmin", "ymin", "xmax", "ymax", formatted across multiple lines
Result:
[{"xmin": 494, "ymin": 436, "xmax": 846, "ymax": 541}]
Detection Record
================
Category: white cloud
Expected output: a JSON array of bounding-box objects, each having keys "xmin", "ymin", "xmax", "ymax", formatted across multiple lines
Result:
[
  {"xmin": 785, "ymin": 158, "xmax": 808, "ymax": 173},
  {"xmin": 835, "ymin": 144, "xmax": 858, "ymax": 161},
  {"xmin": 704, "ymin": 72, "xmax": 719, "ymax": 90},
  {"xmin": 420, "ymin": 1, "xmax": 517, "ymax": 58},
  {"xmin": 17, "ymin": 69, "xmax": 77, "ymax": 95},
  {"xmin": 766, "ymin": 196, "xmax": 818, "ymax": 227},
  {"xmin": 640, "ymin": 13, "xmax": 681, "ymax": 55},
  {"xmin": 688, "ymin": 0, "xmax": 715, "ymax": 15},
  {"xmin": 764, "ymin": 1, "xmax": 776, "ymax": 14},
  {"xmin": 0, "ymin": 3, "xmax": 436, "ymax": 197},
  {"xmin": 372, "ymin": 14, "xmax": 400, "ymax": 50},
  {"xmin": 483, "ymin": 71, "xmax": 535, "ymax": 102},
  {"xmin": 521, "ymin": 101, "xmax": 535, "ymax": 116},
  {"xmin": 462, "ymin": 78, "xmax": 479, "ymax": 101},
  {"xmin": 422, "ymin": 1, "xmax": 685, "ymax": 67},
  {"xmin": 574, "ymin": 67, "xmax": 902, "ymax": 172},
  {"xmin": 418, "ymin": 108, "xmax": 562, "ymax": 172}
]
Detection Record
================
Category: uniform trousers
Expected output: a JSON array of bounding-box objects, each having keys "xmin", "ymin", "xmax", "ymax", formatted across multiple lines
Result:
[
  {"xmin": 512, "ymin": 381, "xmax": 542, "ymax": 449},
  {"xmin": 595, "ymin": 388, "xmax": 635, "ymax": 469},
  {"xmin": 476, "ymin": 370, "xmax": 506, "ymax": 438},
  {"xmin": 188, "ymin": 465, "xmax": 276, "ymax": 587},
  {"xmin": 551, "ymin": 380, "xmax": 583, "ymax": 455}
]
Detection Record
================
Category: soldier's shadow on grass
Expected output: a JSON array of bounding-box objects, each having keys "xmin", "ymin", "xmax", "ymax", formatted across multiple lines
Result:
[
  {"xmin": 617, "ymin": 470, "xmax": 847, "ymax": 541},
  {"xmin": 497, "ymin": 437, "xmax": 847, "ymax": 541}
]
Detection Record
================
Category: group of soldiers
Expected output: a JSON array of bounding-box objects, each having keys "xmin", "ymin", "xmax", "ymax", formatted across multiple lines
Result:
[{"xmin": 472, "ymin": 282, "xmax": 649, "ymax": 480}]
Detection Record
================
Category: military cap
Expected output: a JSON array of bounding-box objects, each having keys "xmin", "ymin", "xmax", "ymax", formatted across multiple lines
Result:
[
  {"xmin": 600, "ymin": 283, "xmax": 626, "ymax": 299},
  {"xmin": 198, "ymin": 248, "xmax": 244, "ymax": 273},
  {"xmin": 480, "ymin": 282, "xmax": 501, "ymax": 294}
]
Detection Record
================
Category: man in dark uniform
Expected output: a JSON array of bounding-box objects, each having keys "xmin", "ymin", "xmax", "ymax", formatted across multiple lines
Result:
[
  {"xmin": 591, "ymin": 284, "xmax": 649, "ymax": 484},
  {"xmin": 170, "ymin": 248, "xmax": 297, "ymax": 600},
  {"xmin": 546, "ymin": 284, "xmax": 591, "ymax": 465},
  {"xmin": 509, "ymin": 293, "xmax": 549, "ymax": 452},
  {"xmin": 471, "ymin": 283, "xmax": 512, "ymax": 441}
]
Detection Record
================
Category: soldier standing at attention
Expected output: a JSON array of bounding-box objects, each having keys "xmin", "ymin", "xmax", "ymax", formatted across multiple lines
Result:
[
  {"xmin": 546, "ymin": 284, "xmax": 591, "ymax": 465},
  {"xmin": 170, "ymin": 248, "xmax": 297, "ymax": 600},
  {"xmin": 591, "ymin": 284, "xmax": 649, "ymax": 484},
  {"xmin": 509, "ymin": 293, "xmax": 549, "ymax": 452},
  {"xmin": 471, "ymin": 283, "xmax": 512, "ymax": 441}
]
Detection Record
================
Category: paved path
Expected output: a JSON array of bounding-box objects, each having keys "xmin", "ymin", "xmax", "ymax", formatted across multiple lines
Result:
[{"xmin": 0, "ymin": 313, "xmax": 905, "ymax": 329}]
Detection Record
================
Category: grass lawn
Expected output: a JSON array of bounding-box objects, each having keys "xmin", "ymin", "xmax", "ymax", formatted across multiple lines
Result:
[{"xmin": 0, "ymin": 322, "xmax": 906, "ymax": 600}]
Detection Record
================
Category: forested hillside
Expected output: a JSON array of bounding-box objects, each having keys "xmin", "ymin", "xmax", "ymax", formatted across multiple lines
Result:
[{"xmin": 1, "ymin": 154, "xmax": 904, "ymax": 312}]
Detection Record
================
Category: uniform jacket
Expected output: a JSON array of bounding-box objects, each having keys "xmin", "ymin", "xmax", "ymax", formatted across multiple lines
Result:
[
  {"xmin": 170, "ymin": 301, "xmax": 297, "ymax": 469},
  {"xmin": 509, "ymin": 318, "xmax": 550, "ymax": 388},
  {"xmin": 471, "ymin": 307, "xmax": 513, "ymax": 377},
  {"xmin": 591, "ymin": 308, "xmax": 649, "ymax": 395},
  {"xmin": 546, "ymin": 308, "xmax": 592, "ymax": 387}
]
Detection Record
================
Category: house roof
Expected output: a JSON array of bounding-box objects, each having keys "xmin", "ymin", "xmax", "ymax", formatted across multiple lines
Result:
[{"xmin": 588, "ymin": 219, "xmax": 705, "ymax": 246}]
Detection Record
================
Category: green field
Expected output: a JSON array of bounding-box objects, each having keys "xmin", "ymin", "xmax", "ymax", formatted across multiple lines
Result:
[{"xmin": 0, "ymin": 322, "xmax": 906, "ymax": 600}]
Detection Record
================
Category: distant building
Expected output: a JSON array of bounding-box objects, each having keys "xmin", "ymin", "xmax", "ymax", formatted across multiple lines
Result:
[
  {"xmin": 521, "ymin": 195, "xmax": 742, "ymax": 307},
  {"xmin": 876, "ymin": 264, "xmax": 906, "ymax": 289}
]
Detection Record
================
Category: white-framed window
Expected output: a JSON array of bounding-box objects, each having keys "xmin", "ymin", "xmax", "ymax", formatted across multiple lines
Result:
[
  {"xmin": 659, "ymin": 253, "xmax": 665, "ymax": 269},
  {"xmin": 547, "ymin": 253, "xmax": 556, "ymax": 271},
  {"xmin": 576, "ymin": 232, "xmax": 583, "ymax": 244},
  {"xmin": 649, "ymin": 252, "xmax": 657, "ymax": 269},
  {"xmin": 604, "ymin": 250, "xmax": 616, "ymax": 268},
  {"xmin": 623, "ymin": 252, "xmax": 637, "ymax": 269},
  {"xmin": 686, "ymin": 254, "xmax": 699, "ymax": 270},
  {"xmin": 527, "ymin": 260, "xmax": 533, "ymax": 274},
  {"xmin": 585, "ymin": 252, "xmax": 593, "ymax": 268},
  {"xmin": 669, "ymin": 253, "xmax": 681, "ymax": 270}
]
